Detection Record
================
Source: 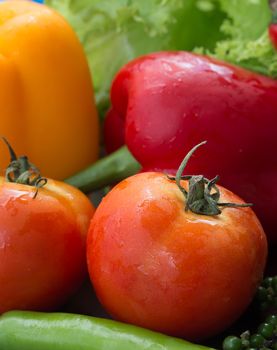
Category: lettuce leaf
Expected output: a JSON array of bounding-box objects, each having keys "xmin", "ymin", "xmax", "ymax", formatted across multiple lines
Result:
[
  {"xmin": 45, "ymin": 0, "xmax": 224, "ymax": 113},
  {"xmin": 210, "ymin": 0, "xmax": 277, "ymax": 77}
]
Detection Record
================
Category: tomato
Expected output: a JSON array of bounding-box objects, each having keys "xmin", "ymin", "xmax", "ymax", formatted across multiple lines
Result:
[
  {"xmin": 87, "ymin": 170, "xmax": 267, "ymax": 341},
  {"xmin": 0, "ymin": 175, "xmax": 94, "ymax": 314}
]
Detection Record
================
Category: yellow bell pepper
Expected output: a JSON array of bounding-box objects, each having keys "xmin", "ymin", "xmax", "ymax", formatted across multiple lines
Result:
[{"xmin": 0, "ymin": 0, "xmax": 99, "ymax": 180}]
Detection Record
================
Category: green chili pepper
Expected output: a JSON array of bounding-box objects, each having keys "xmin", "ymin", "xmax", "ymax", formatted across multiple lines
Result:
[
  {"xmin": 65, "ymin": 146, "xmax": 140, "ymax": 193},
  {"xmin": 0, "ymin": 311, "xmax": 215, "ymax": 350}
]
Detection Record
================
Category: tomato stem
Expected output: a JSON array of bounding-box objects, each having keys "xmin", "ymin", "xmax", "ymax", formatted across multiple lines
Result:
[
  {"xmin": 2, "ymin": 137, "xmax": 47, "ymax": 197},
  {"xmin": 168, "ymin": 141, "xmax": 252, "ymax": 216}
]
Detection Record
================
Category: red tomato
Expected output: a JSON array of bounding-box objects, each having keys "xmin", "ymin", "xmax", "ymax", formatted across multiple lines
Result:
[
  {"xmin": 87, "ymin": 172, "xmax": 267, "ymax": 341},
  {"xmin": 0, "ymin": 177, "xmax": 94, "ymax": 313}
]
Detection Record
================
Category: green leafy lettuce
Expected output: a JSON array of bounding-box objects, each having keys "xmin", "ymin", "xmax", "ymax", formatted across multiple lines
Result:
[
  {"xmin": 45, "ymin": 0, "xmax": 277, "ymax": 114},
  {"xmin": 209, "ymin": 0, "xmax": 277, "ymax": 77},
  {"xmin": 45, "ymin": 0, "xmax": 224, "ymax": 113}
]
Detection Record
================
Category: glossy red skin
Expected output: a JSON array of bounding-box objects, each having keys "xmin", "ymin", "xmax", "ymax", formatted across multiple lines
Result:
[
  {"xmin": 0, "ymin": 178, "xmax": 94, "ymax": 313},
  {"xmin": 269, "ymin": 24, "xmax": 277, "ymax": 50},
  {"xmin": 104, "ymin": 108, "xmax": 125, "ymax": 153},
  {"xmin": 105, "ymin": 51, "xmax": 277, "ymax": 243},
  {"xmin": 87, "ymin": 172, "xmax": 267, "ymax": 340}
]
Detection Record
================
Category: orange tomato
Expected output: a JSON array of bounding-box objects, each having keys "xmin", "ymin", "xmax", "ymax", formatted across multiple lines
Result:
[
  {"xmin": 0, "ymin": 177, "xmax": 94, "ymax": 314},
  {"xmin": 87, "ymin": 172, "xmax": 267, "ymax": 341}
]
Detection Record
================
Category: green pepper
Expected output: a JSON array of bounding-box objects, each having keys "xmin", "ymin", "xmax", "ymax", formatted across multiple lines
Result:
[
  {"xmin": 0, "ymin": 311, "xmax": 215, "ymax": 350},
  {"xmin": 65, "ymin": 146, "xmax": 141, "ymax": 192}
]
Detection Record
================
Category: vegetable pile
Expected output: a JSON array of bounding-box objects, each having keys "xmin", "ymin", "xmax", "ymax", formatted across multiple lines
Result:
[
  {"xmin": 103, "ymin": 50, "xmax": 277, "ymax": 244},
  {"xmin": 0, "ymin": 275, "xmax": 276, "ymax": 349},
  {"xmin": 0, "ymin": 0, "xmax": 276, "ymax": 349}
]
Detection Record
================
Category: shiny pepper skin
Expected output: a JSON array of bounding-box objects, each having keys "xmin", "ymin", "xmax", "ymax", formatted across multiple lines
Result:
[
  {"xmin": 104, "ymin": 51, "xmax": 277, "ymax": 243},
  {"xmin": 0, "ymin": 1, "xmax": 99, "ymax": 180}
]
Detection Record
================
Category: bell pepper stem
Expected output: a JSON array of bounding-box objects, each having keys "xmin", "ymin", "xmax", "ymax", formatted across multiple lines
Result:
[{"xmin": 65, "ymin": 146, "xmax": 141, "ymax": 193}]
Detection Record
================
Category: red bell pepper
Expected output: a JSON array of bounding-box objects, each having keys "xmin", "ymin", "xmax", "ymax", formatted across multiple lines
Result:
[
  {"xmin": 101, "ymin": 51, "xmax": 277, "ymax": 244},
  {"xmin": 66, "ymin": 51, "xmax": 277, "ymax": 244}
]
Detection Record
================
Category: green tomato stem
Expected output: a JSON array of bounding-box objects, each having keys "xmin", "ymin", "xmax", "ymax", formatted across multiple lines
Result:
[
  {"xmin": 0, "ymin": 311, "xmax": 215, "ymax": 350},
  {"xmin": 168, "ymin": 141, "xmax": 252, "ymax": 216},
  {"xmin": 2, "ymin": 137, "xmax": 47, "ymax": 198},
  {"xmin": 65, "ymin": 146, "xmax": 141, "ymax": 193}
]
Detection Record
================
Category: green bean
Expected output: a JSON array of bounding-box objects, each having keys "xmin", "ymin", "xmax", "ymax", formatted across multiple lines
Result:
[{"xmin": 0, "ymin": 311, "xmax": 215, "ymax": 350}]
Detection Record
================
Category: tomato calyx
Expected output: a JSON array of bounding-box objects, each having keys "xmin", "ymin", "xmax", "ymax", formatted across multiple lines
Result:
[
  {"xmin": 168, "ymin": 141, "xmax": 252, "ymax": 216},
  {"xmin": 3, "ymin": 137, "xmax": 47, "ymax": 198}
]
